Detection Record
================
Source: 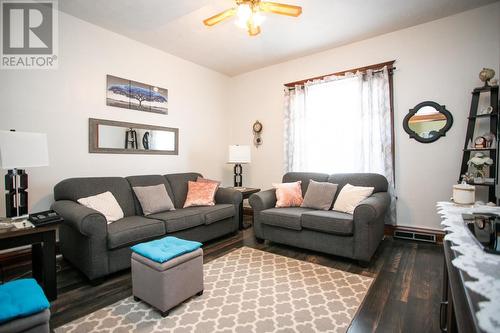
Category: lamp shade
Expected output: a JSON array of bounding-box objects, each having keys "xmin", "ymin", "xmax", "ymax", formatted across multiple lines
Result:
[
  {"xmin": 0, "ymin": 130, "xmax": 49, "ymax": 169},
  {"xmin": 228, "ymin": 145, "xmax": 251, "ymax": 164}
]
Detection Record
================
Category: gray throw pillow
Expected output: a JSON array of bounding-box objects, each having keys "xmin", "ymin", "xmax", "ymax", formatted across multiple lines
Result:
[
  {"xmin": 301, "ymin": 180, "xmax": 338, "ymax": 210},
  {"xmin": 132, "ymin": 184, "xmax": 175, "ymax": 215}
]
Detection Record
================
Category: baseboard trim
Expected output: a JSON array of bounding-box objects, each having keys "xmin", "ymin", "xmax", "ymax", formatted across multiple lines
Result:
[{"xmin": 384, "ymin": 225, "xmax": 444, "ymax": 243}]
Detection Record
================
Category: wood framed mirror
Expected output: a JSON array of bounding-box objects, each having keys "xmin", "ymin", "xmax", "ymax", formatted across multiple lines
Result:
[
  {"xmin": 89, "ymin": 118, "xmax": 179, "ymax": 155},
  {"xmin": 403, "ymin": 101, "xmax": 453, "ymax": 143}
]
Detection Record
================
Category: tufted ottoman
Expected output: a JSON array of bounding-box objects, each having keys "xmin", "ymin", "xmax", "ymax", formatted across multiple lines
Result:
[
  {"xmin": 130, "ymin": 236, "xmax": 204, "ymax": 317},
  {"xmin": 0, "ymin": 279, "xmax": 50, "ymax": 333}
]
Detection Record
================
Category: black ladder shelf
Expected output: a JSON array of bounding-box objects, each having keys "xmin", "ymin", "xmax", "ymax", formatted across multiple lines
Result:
[{"xmin": 459, "ymin": 85, "xmax": 499, "ymax": 201}]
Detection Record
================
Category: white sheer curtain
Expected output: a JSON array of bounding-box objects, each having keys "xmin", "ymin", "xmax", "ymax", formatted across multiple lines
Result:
[{"xmin": 284, "ymin": 67, "xmax": 396, "ymax": 224}]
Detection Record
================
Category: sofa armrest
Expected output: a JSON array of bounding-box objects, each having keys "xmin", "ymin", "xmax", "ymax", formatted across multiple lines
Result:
[
  {"xmin": 215, "ymin": 188, "xmax": 243, "ymax": 206},
  {"xmin": 353, "ymin": 192, "xmax": 390, "ymax": 223},
  {"xmin": 51, "ymin": 200, "xmax": 107, "ymax": 237},
  {"xmin": 352, "ymin": 191, "xmax": 390, "ymax": 262},
  {"xmin": 249, "ymin": 189, "xmax": 277, "ymax": 212}
]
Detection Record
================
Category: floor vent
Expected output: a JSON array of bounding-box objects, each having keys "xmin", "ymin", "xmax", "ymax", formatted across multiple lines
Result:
[{"xmin": 394, "ymin": 230, "xmax": 436, "ymax": 243}]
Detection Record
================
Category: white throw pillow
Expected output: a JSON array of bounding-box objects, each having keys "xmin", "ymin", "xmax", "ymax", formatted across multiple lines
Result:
[
  {"xmin": 333, "ymin": 184, "xmax": 374, "ymax": 214},
  {"xmin": 77, "ymin": 191, "xmax": 124, "ymax": 223}
]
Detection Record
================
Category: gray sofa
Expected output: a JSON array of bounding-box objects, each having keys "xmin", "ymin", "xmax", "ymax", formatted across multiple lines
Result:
[
  {"xmin": 249, "ymin": 172, "xmax": 390, "ymax": 264},
  {"xmin": 52, "ymin": 172, "xmax": 242, "ymax": 281}
]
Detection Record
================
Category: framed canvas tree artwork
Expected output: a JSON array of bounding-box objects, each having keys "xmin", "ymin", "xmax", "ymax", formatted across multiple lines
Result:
[{"xmin": 106, "ymin": 75, "xmax": 168, "ymax": 115}]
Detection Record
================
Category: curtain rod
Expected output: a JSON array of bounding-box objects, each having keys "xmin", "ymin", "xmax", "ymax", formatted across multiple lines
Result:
[{"xmin": 284, "ymin": 60, "xmax": 396, "ymax": 89}]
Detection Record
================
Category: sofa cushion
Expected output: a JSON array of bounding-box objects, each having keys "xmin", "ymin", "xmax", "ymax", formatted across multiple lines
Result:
[
  {"xmin": 149, "ymin": 207, "xmax": 205, "ymax": 233},
  {"xmin": 204, "ymin": 204, "xmax": 235, "ymax": 225},
  {"xmin": 126, "ymin": 175, "xmax": 175, "ymax": 215},
  {"xmin": 131, "ymin": 236, "xmax": 202, "ymax": 264},
  {"xmin": 164, "ymin": 173, "xmax": 203, "ymax": 209},
  {"xmin": 107, "ymin": 216, "xmax": 165, "ymax": 249},
  {"xmin": 301, "ymin": 210, "xmax": 354, "ymax": 236},
  {"xmin": 54, "ymin": 177, "xmax": 136, "ymax": 217},
  {"xmin": 260, "ymin": 207, "xmax": 315, "ymax": 231},
  {"xmin": 149, "ymin": 205, "xmax": 235, "ymax": 232}
]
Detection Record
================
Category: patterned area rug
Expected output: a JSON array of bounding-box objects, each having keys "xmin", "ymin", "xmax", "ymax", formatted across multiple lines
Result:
[{"xmin": 55, "ymin": 247, "xmax": 373, "ymax": 333}]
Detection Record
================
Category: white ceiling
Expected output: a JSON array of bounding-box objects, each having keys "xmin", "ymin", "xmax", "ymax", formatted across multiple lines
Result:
[{"xmin": 57, "ymin": 0, "xmax": 498, "ymax": 76}]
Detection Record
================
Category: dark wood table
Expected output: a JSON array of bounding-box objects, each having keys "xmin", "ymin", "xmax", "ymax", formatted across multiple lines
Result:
[
  {"xmin": 228, "ymin": 187, "xmax": 261, "ymax": 230},
  {"xmin": 0, "ymin": 223, "xmax": 59, "ymax": 301},
  {"xmin": 441, "ymin": 239, "xmax": 485, "ymax": 333}
]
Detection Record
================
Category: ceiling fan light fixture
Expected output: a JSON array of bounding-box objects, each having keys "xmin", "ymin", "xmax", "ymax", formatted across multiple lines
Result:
[
  {"xmin": 235, "ymin": 7, "xmax": 265, "ymax": 30},
  {"xmin": 236, "ymin": 3, "xmax": 252, "ymax": 22},
  {"xmin": 203, "ymin": 0, "xmax": 301, "ymax": 36},
  {"xmin": 252, "ymin": 12, "xmax": 265, "ymax": 27}
]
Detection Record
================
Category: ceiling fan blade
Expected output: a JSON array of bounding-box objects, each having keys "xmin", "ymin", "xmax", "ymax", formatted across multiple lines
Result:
[
  {"xmin": 259, "ymin": 1, "xmax": 302, "ymax": 17},
  {"xmin": 247, "ymin": 21, "xmax": 261, "ymax": 36},
  {"xmin": 203, "ymin": 8, "xmax": 236, "ymax": 26}
]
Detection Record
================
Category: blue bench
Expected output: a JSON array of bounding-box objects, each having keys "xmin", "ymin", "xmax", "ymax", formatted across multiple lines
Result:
[{"xmin": 0, "ymin": 279, "xmax": 50, "ymax": 333}]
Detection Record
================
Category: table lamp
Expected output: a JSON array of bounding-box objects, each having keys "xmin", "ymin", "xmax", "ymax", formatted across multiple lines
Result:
[
  {"xmin": 228, "ymin": 145, "xmax": 251, "ymax": 187},
  {"xmin": 0, "ymin": 130, "xmax": 49, "ymax": 218}
]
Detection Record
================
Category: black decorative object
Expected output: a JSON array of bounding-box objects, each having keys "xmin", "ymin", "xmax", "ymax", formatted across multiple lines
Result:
[
  {"xmin": 125, "ymin": 128, "xmax": 138, "ymax": 149},
  {"xmin": 5, "ymin": 169, "xmax": 28, "ymax": 217},
  {"xmin": 142, "ymin": 132, "xmax": 150, "ymax": 150},
  {"xmin": 228, "ymin": 145, "xmax": 251, "ymax": 187},
  {"xmin": 234, "ymin": 164, "xmax": 243, "ymax": 187},
  {"xmin": 403, "ymin": 101, "xmax": 453, "ymax": 143}
]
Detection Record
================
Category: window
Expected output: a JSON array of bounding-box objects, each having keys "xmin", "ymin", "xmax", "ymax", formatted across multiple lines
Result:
[{"xmin": 283, "ymin": 62, "xmax": 395, "ymax": 222}]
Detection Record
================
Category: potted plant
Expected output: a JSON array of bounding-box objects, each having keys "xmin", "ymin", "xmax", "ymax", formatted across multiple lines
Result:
[{"xmin": 467, "ymin": 153, "xmax": 494, "ymax": 183}]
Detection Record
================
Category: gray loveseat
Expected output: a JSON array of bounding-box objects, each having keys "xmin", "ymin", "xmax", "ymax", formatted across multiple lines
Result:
[
  {"xmin": 52, "ymin": 172, "xmax": 242, "ymax": 281},
  {"xmin": 249, "ymin": 172, "xmax": 390, "ymax": 264}
]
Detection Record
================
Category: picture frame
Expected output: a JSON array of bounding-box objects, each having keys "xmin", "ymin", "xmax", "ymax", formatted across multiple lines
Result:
[{"xmin": 106, "ymin": 75, "xmax": 168, "ymax": 114}]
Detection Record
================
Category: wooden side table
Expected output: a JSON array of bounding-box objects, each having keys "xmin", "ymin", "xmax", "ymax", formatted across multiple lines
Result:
[
  {"xmin": 0, "ymin": 223, "xmax": 60, "ymax": 301},
  {"xmin": 228, "ymin": 187, "xmax": 261, "ymax": 230}
]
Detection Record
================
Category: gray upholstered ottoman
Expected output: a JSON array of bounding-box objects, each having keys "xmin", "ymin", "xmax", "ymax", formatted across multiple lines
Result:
[
  {"xmin": 0, "ymin": 279, "xmax": 50, "ymax": 333},
  {"xmin": 131, "ymin": 237, "xmax": 204, "ymax": 317},
  {"xmin": 0, "ymin": 309, "xmax": 50, "ymax": 333}
]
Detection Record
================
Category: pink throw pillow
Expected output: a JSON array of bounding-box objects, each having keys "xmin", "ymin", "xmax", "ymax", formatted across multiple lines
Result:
[
  {"xmin": 183, "ymin": 181, "xmax": 219, "ymax": 208},
  {"xmin": 196, "ymin": 176, "xmax": 221, "ymax": 188},
  {"xmin": 273, "ymin": 181, "xmax": 304, "ymax": 208}
]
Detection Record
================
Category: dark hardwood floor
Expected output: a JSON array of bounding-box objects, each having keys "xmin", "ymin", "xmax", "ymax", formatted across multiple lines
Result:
[{"xmin": 1, "ymin": 217, "xmax": 444, "ymax": 332}]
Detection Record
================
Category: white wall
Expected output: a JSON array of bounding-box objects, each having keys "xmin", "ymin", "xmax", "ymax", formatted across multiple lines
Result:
[
  {"xmin": 0, "ymin": 11, "xmax": 232, "ymax": 214},
  {"xmin": 227, "ymin": 3, "xmax": 500, "ymax": 230}
]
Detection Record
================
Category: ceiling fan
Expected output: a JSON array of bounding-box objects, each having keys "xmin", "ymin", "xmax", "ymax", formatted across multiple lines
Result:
[{"xmin": 203, "ymin": 0, "xmax": 302, "ymax": 36}]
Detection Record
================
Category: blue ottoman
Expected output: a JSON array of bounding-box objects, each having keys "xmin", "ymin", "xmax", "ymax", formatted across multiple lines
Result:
[
  {"xmin": 131, "ymin": 237, "xmax": 204, "ymax": 317},
  {"xmin": 0, "ymin": 279, "xmax": 50, "ymax": 333}
]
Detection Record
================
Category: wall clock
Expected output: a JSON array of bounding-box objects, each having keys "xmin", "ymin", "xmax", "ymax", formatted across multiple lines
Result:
[{"xmin": 253, "ymin": 120, "xmax": 263, "ymax": 147}]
